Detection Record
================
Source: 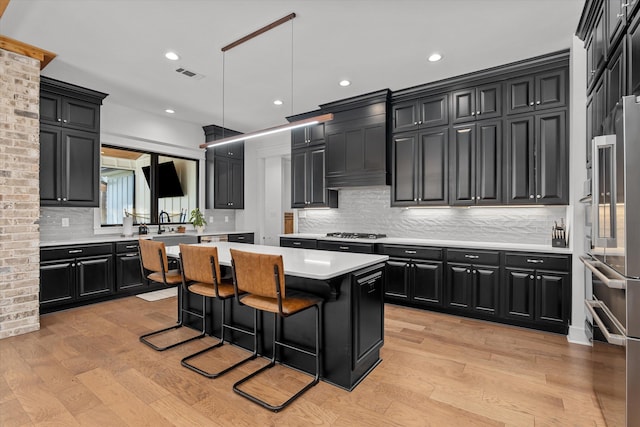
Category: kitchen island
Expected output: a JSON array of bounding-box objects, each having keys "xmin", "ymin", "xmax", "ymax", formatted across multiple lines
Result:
[{"xmin": 166, "ymin": 242, "xmax": 389, "ymax": 391}]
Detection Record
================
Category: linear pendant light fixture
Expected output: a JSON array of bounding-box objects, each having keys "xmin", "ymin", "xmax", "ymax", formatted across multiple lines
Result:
[{"xmin": 200, "ymin": 12, "xmax": 333, "ymax": 150}]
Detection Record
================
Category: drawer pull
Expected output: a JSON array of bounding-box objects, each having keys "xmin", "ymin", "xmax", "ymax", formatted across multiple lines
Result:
[
  {"xmin": 124, "ymin": 253, "xmax": 138, "ymax": 257},
  {"xmin": 405, "ymin": 250, "xmax": 417, "ymax": 254},
  {"xmin": 526, "ymin": 259, "xmax": 544, "ymax": 264},
  {"xmin": 125, "ymin": 245, "xmax": 138, "ymax": 249},
  {"xmin": 339, "ymin": 246, "xmax": 350, "ymax": 250},
  {"xmin": 68, "ymin": 249, "xmax": 83, "ymax": 254},
  {"xmin": 236, "ymin": 236, "xmax": 245, "ymax": 240},
  {"xmin": 464, "ymin": 254, "xmax": 479, "ymax": 259},
  {"xmin": 292, "ymin": 242, "xmax": 302, "ymax": 246}
]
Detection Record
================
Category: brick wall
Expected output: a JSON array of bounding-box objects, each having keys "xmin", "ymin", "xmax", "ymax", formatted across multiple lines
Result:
[{"xmin": 0, "ymin": 48, "xmax": 41, "ymax": 338}]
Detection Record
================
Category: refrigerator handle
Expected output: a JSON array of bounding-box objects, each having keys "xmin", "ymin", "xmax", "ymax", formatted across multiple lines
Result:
[
  {"xmin": 585, "ymin": 300, "xmax": 626, "ymax": 346},
  {"xmin": 580, "ymin": 255, "xmax": 626, "ymax": 289}
]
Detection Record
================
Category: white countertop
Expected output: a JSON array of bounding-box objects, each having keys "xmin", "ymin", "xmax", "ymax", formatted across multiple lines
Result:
[
  {"xmin": 40, "ymin": 230, "xmax": 253, "ymax": 248},
  {"xmin": 166, "ymin": 242, "xmax": 389, "ymax": 280},
  {"xmin": 280, "ymin": 234, "xmax": 572, "ymax": 254}
]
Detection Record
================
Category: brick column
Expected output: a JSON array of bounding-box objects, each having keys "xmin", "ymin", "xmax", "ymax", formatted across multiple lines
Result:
[{"xmin": 0, "ymin": 48, "xmax": 41, "ymax": 338}]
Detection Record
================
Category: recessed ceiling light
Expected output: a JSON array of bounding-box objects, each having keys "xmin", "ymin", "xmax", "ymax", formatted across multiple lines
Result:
[
  {"xmin": 428, "ymin": 53, "xmax": 442, "ymax": 62},
  {"xmin": 165, "ymin": 109, "xmax": 175, "ymax": 114},
  {"xmin": 339, "ymin": 80, "xmax": 351, "ymax": 87},
  {"xmin": 165, "ymin": 51, "xmax": 180, "ymax": 61},
  {"xmin": 273, "ymin": 99, "xmax": 283, "ymax": 106}
]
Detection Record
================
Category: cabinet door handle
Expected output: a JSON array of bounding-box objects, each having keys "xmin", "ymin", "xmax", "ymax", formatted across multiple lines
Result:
[
  {"xmin": 476, "ymin": 111, "xmax": 480, "ymax": 115},
  {"xmin": 62, "ymin": 198, "xmax": 67, "ymax": 201},
  {"xmin": 536, "ymin": 194, "xmax": 541, "ymax": 199},
  {"xmin": 526, "ymin": 259, "xmax": 544, "ymax": 264},
  {"xmin": 530, "ymin": 275, "xmax": 535, "ymax": 279},
  {"xmin": 339, "ymin": 246, "xmax": 350, "ymax": 250},
  {"xmin": 418, "ymin": 120, "xmax": 423, "ymax": 124},
  {"xmin": 404, "ymin": 250, "xmax": 417, "ymax": 254},
  {"xmin": 536, "ymin": 101, "xmax": 541, "ymax": 105},
  {"xmin": 471, "ymin": 112, "xmax": 476, "ymax": 116},
  {"xmin": 472, "ymin": 270, "xmax": 477, "ymax": 274},
  {"xmin": 529, "ymin": 102, "xmax": 534, "ymax": 106},
  {"xmin": 466, "ymin": 269, "xmax": 471, "ymax": 273},
  {"xmin": 537, "ymin": 276, "xmax": 542, "ymax": 280},
  {"xmin": 63, "ymin": 119, "xmax": 68, "ymax": 123},
  {"xmin": 57, "ymin": 197, "xmax": 62, "ymax": 201},
  {"xmin": 71, "ymin": 263, "xmax": 76, "ymax": 267},
  {"xmin": 464, "ymin": 254, "xmax": 479, "ymax": 259},
  {"xmin": 68, "ymin": 249, "xmax": 83, "ymax": 254},
  {"xmin": 413, "ymin": 121, "xmax": 418, "ymax": 125},
  {"xmin": 617, "ymin": 13, "xmax": 624, "ymax": 18},
  {"xmin": 529, "ymin": 195, "xmax": 534, "ymax": 199}
]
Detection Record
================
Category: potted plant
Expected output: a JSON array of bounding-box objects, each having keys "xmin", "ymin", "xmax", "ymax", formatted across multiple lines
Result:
[{"xmin": 189, "ymin": 208, "xmax": 206, "ymax": 233}]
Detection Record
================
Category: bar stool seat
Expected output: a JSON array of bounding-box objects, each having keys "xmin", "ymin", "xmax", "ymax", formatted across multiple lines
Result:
[
  {"xmin": 138, "ymin": 238, "xmax": 204, "ymax": 351},
  {"xmin": 179, "ymin": 244, "xmax": 257, "ymax": 379},
  {"xmin": 230, "ymin": 248, "xmax": 323, "ymax": 412}
]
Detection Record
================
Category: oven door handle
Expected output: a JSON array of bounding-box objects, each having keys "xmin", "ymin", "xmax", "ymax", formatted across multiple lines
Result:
[
  {"xmin": 579, "ymin": 255, "xmax": 626, "ymax": 289},
  {"xmin": 585, "ymin": 300, "xmax": 627, "ymax": 346}
]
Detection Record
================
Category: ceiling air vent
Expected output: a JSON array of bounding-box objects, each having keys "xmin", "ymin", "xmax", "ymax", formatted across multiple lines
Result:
[{"xmin": 175, "ymin": 67, "xmax": 205, "ymax": 80}]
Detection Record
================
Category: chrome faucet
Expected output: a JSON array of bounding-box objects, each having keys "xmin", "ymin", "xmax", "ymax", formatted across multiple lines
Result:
[{"xmin": 158, "ymin": 210, "xmax": 170, "ymax": 234}]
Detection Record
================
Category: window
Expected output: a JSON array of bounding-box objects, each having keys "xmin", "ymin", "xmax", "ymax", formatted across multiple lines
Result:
[{"xmin": 100, "ymin": 146, "xmax": 198, "ymax": 226}]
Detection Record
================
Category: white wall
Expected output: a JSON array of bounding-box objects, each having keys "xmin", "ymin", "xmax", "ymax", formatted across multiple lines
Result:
[{"xmin": 567, "ymin": 35, "xmax": 589, "ymax": 345}]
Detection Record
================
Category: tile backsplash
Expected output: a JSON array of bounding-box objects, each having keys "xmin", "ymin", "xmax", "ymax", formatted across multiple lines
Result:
[
  {"xmin": 298, "ymin": 187, "xmax": 567, "ymax": 246},
  {"xmin": 39, "ymin": 207, "xmax": 236, "ymax": 242}
]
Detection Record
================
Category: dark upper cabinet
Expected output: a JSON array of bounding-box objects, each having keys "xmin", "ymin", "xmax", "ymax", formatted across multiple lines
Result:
[
  {"xmin": 203, "ymin": 125, "xmax": 244, "ymax": 209},
  {"xmin": 451, "ymin": 83, "xmax": 502, "ymax": 123},
  {"xmin": 213, "ymin": 141, "xmax": 244, "ymax": 159},
  {"xmin": 321, "ymin": 90, "xmax": 390, "ymax": 188},
  {"xmin": 506, "ymin": 69, "xmax": 566, "ymax": 115},
  {"xmin": 392, "ymin": 127, "xmax": 448, "ymax": 206},
  {"xmin": 606, "ymin": 39, "xmax": 626, "ymax": 119},
  {"xmin": 213, "ymin": 156, "xmax": 244, "ymax": 209},
  {"xmin": 450, "ymin": 120, "xmax": 501, "ymax": 206},
  {"xmin": 629, "ymin": 11, "xmax": 640, "ymax": 95},
  {"xmin": 40, "ymin": 90, "xmax": 102, "ymax": 132},
  {"xmin": 505, "ymin": 111, "xmax": 567, "ymax": 205},
  {"xmin": 40, "ymin": 125, "xmax": 100, "ymax": 206},
  {"xmin": 291, "ymin": 123, "xmax": 325, "ymax": 149},
  {"xmin": 39, "ymin": 77, "xmax": 106, "ymax": 207},
  {"xmin": 291, "ymin": 145, "xmax": 337, "ymax": 208},
  {"xmin": 586, "ymin": 4, "xmax": 607, "ymax": 91},
  {"xmin": 608, "ymin": 0, "xmax": 628, "ymax": 49},
  {"xmin": 593, "ymin": 74, "xmax": 607, "ymax": 137},
  {"xmin": 391, "ymin": 94, "xmax": 448, "ymax": 133}
]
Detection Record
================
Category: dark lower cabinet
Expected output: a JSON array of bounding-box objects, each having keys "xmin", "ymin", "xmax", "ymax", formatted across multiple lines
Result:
[
  {"xmin": 228, "ymin": 233, "xmax": 254, "ymax": 244},
  {"xmin": 379, "ymin": 245, "xmax": 443, "ymax": 307},
  {"xmin": 40, "ymin": 244, "xmax": 114, "ymax": 312},
  {"xmin": 446, "ymin": 262, "xmax": 499, "ymax": 317},
  {"xmin": 115, "ymin": 241, "xmax": 145, "ymax": 293},
  {"xmin": 317, "ymin": 240, "xmax": 375, "ymax": 254},
  {"xmin": 503, "ymin": 253, "xmax": 571, "ymax": 333},
  {"xmin": 280, "ymin": 237, "xmax": 318, "ymax": 249},
  {"xmin": 352, "ymin": 267, "xmax": 384, "ymax": 367}
]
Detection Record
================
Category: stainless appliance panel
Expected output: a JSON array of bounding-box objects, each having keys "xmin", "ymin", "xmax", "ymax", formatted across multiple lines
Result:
[
  {"xmin": 628, "ymin": 279, "xmax": 640, "ymax": 339},
  {"xmin": 592, "ymin": 96, "xmax": 640, "ymax": 279}
]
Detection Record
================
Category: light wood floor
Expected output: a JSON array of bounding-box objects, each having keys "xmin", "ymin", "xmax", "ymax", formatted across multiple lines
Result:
[{"xmin": 1, "ymin": 296, "xmax": 606, "ymax": 426}]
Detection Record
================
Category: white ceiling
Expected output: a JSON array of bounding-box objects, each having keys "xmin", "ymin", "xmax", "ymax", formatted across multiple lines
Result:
[{"xmin": 1, "ymin": 0, "xmax": 584, "ymax": 133}]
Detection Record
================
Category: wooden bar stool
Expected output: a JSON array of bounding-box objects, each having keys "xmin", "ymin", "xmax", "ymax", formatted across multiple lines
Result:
[
  {"xmin": 230, "ymin": 248, "xmax": 323, "ymax": 412},
  {"xmin": 138, "ymin": 238, "xmax": 204, "ymax": 351},
  {"xmin": 178, "ymin": 244, "xmax": 257, "ymax": 378}
]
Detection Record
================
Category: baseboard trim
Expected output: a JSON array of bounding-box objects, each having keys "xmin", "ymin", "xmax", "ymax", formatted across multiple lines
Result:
[{"xmin": 567, "ymin": 325, "xmax": 591, "ymax": 346}]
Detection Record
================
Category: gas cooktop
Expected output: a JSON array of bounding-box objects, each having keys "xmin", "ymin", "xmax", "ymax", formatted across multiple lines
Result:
[{"xmin": 325, "ymin": 232, "xmax": 387, "ymax": 239}]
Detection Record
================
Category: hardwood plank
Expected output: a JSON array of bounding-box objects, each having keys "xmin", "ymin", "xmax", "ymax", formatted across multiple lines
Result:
[{"xmin": 0, "ymin": 296, "xmax": 607, "ymax": 425}]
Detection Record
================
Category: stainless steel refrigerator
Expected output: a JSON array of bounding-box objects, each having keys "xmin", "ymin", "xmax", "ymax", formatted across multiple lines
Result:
[{"xmin": 581, "ymin": 95, "xmax": 640, "ymax": 427}]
